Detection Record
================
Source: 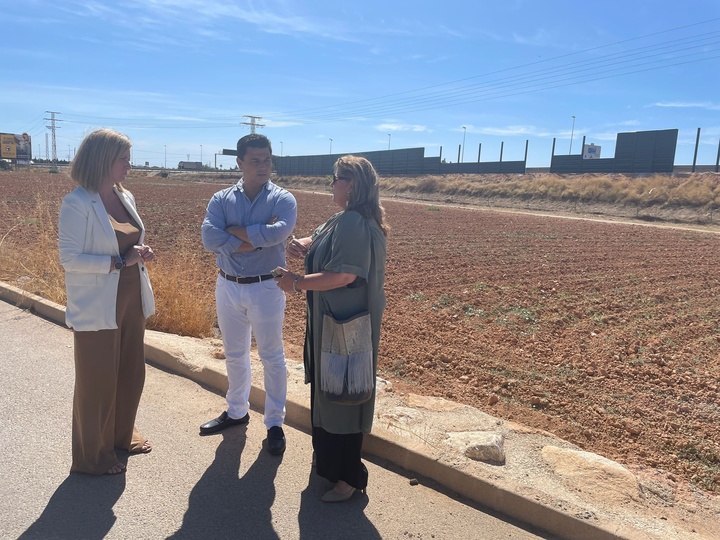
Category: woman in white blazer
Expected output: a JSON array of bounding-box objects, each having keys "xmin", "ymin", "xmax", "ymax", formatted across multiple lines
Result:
[{"xmin": 58, "ymin": 128, "xmax": 155, "ymax": 476}]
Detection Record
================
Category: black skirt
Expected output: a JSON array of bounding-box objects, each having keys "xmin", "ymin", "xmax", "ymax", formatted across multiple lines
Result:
[
  {"xmin": 310, "ymin": 382, "xmax": 369, "ymax": 490},
  {"xmin": 312, "ymin": 427, "xmax": 368, "ymax": 490}
]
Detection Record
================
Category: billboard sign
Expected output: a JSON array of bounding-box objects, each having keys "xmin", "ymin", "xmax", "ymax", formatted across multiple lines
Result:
[
  {"xmin": 1, "ymin": 133, "xmax": 32, "ymax": 162},
  {"xmin": 583, "ymin": 143, "xmax": 601, "ymax": 159}
]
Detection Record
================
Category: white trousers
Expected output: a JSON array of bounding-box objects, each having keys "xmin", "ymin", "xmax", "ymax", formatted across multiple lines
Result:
[{"xmin": 215, "ymin": 275, "xmax": 287, "ymax": 429}]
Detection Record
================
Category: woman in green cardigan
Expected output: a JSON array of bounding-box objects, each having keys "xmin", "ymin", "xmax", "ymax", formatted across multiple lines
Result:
[{"xmin": 276, "ymin": 155, "xmax": 389, "ymax": 502}]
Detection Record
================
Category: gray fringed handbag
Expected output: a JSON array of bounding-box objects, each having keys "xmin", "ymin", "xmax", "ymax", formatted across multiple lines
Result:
[{"xmin": 320, "ymin": 310, "xmax": 374, "ymax": 405}]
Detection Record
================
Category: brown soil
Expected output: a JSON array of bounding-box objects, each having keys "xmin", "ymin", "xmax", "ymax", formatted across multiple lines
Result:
[{"xmin": 2, "ymin": 169, "xmax": 719, "ymax": 496}]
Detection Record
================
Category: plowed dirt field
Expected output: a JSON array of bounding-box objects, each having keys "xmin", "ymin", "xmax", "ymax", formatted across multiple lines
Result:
[{"xmin": 2, "ymin": 170, "xmax": 719, "ymax": 494}]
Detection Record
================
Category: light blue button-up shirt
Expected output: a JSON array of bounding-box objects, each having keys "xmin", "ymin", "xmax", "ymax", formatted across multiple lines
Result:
[{"xmin": 201, "ymin": 179, "xmax": 297, "ymax": 276}]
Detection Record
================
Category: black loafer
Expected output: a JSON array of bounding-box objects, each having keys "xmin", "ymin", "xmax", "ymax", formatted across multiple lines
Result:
[
  {"xmin": 199, "ymin": 411, "xmax": 249, "ymax": 435},
  {"xmin": 267, "ymin": 426, "xmax": 286, "ymax": 455}
]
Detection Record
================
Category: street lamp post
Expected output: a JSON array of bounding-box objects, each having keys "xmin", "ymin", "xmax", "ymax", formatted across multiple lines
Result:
[
  {"xmin": 461, "ymin": 126, "xmax": 467, "ymax": 162},
  {"xmin": 200, "ymin": 144, "xmax": 203, "ymax": 165},
  {"xmin": 569, "ymin": 115, "xmax": 576, "ymax": 154},
  {"xmin": 164, "ymin": 145, "xmax": 166, "ymax": 169},
  {"xmin": 280, "ymin": 141, "xmax": 283, "ymax": 157},
  {"xmin": 387, "ymin": 133, "xmax": 391, "ymax": 150},
  {"xmin": 329, "ymin": 138, "xmax": 333, "ymax": 154}
]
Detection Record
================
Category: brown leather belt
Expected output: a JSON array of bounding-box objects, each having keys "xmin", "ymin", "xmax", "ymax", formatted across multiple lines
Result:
[{"xmin": 219, "ymin": 269, "xmax": 274, "ymax": 284}]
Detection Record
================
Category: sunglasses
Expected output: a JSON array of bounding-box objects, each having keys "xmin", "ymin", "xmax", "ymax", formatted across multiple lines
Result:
[{"xmin": 332, "ymin": 174, "xmax": 352, "ymax": 186}]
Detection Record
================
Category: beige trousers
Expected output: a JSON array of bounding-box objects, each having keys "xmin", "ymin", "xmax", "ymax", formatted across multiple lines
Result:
[{"xmin": 70, "ymin": 266, "xmax": 147, "ymax": 475}]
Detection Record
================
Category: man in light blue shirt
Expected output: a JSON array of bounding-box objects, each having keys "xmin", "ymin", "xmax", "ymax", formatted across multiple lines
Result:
[{"xmin": 200, "ymin": 133, "xmax": 297, "ymax": 455}]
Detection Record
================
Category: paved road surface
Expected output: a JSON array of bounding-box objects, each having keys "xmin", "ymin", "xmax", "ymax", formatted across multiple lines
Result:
[{"xmin": 0, "ymin": 300, "xmax": 554, "ymax": 540}]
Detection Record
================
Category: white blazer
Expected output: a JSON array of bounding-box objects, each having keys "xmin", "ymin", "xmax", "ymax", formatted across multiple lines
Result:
[{"xmin": 58, "ymin": 185, "xmax": 155, "ymax": 331}]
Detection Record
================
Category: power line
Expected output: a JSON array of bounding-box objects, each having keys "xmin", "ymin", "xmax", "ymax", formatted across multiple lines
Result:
[
  {"xmin": 40, "ymin": 18, "xmax": 720, "ymax": 131},
  {"xmin": 272, "ymin": 33, "xmax": 720, "ymax": 122},
  {"xmin": 272, "ymin": 18, "xmax": 720, "ymax": 121},
  {"xmin": 22, "ymin": 114, "xmax": 47, "ymax": 137}
]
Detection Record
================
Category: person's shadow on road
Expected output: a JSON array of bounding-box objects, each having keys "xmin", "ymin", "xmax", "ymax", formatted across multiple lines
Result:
[
  {"xmin": 18, "ymin": 471, "xmax": 126, "ymax": 540},
  {"xmin": 167, "ymin": 426, "xmax": 281, "ymax": 540}
]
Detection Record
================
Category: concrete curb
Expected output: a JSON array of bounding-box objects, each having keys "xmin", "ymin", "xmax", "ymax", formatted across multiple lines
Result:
[{"xmin": 0, "ymin": 281, "xmax": 624, "ymax": 540}]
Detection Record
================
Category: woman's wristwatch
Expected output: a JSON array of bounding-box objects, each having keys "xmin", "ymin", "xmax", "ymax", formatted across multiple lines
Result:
[
  {"xmin": 292, "ymin": 275, "xmax": 302, "ymax": 294},
  {"xmin": 113, "ymin": 255, "xmax": 127, "ymax": 270}
]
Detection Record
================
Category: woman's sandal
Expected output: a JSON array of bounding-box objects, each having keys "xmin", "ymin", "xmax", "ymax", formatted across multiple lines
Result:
[
  {"xmin": 130, "ymin": 440, "xmax": 152, "ymax": 454},
  {"xmin": 104, "ymin": 463, "xmax": 126, "ymax": 475},
  {"xmin": 321, "ymin": 487, "xmax": 355, "ymax": 503}
]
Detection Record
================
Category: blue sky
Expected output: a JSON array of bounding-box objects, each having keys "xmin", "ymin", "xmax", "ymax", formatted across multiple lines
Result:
[{"xmin": 3, "ymin": 1, "xmax": 720, "ymax": 169}]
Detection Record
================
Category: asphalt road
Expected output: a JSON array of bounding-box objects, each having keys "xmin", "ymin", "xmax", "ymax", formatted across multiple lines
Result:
[{"xmin": 0, "ymin": 300, "xmax": 554, "ymax": 540}]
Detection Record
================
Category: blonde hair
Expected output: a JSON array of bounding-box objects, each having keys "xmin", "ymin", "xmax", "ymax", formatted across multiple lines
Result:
[
  {"xmin": 70, "ymin": 128, "xmax": 131, "ymax": 192},
  {"xmin": 334, "ymin": 155, "xmax": 389, "ymax": 236}
]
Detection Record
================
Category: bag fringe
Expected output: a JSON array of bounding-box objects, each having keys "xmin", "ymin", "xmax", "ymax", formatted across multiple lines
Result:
[
  {"xmin": 320, "ymin": 350, "xmax": 374, "ymax": 395},
  {"xmin": 320, "ymin": 312, "xmax": 374, "ymax": 400}
]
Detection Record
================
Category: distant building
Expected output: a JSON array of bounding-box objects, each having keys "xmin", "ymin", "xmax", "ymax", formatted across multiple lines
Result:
[{"xmin": 178, "ymin": 161, "xmax": 202, "ymax": 170}]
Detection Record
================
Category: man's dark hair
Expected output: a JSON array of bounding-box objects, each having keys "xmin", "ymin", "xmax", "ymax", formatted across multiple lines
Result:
[{"xmin": 236, "ymin": 133, "xmax": 272, "ymax": 160}]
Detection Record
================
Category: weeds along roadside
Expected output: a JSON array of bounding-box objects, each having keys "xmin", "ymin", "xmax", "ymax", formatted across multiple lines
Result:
[
  {"xmin": 0, "ymin": 195, "xmax": 216, "ymax": 338},
  {"xmin": 144, "ymin": 235, "xmax": 216, "ymax": 337},
  {"xmin": 0, "ymin": 196, "xmax": 66, "ymax": 306}
]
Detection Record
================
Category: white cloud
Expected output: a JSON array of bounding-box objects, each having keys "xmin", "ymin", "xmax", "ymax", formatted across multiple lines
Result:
[
  {"xmin": 377, "ymin": 122, "xmax": 429, "ymax": 132},
  {"xmin": 591, "ymin": 132, "xmax": 622, "ymax": 142},
  {"xmin": 263, "ymin": 118, "xmax": 302, "ymax": 128},
  {"xmin": 511, "ymin": 29, "xmax": 554, "ymax": 47},
  {"xmin": 132, "ymin": 0, "xmax": 359, "ymax": 42},
  {"xmin": 472, "ymin": 124, "xmax": 549, "ymax": 137},
  {"xmin": 652, "ymin": 101, "xmax": 720, "ymax": 111},
  {"xmin": 613, "ymin": 120, "xmax": 641, "ymax": 127}
]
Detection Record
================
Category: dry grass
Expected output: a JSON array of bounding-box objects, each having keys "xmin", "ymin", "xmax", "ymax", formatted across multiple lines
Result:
[
  {"xmin": 0, "ymin": 195, "xmax": 216, "ymax": 337},
  {"xmin": 0, "ymin": 196, "xmax": 66, "ymax": 305},
  {"xmin": 145, "ymin": 236, "xmax": 216, "ymax": 337},
  {"xmin": 280, "ymin": 171, "xmax": 720, "ymax": 212},
  {"xmin": 144, "ymin": 169, "xmax": 720, "ymax": 215}
]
